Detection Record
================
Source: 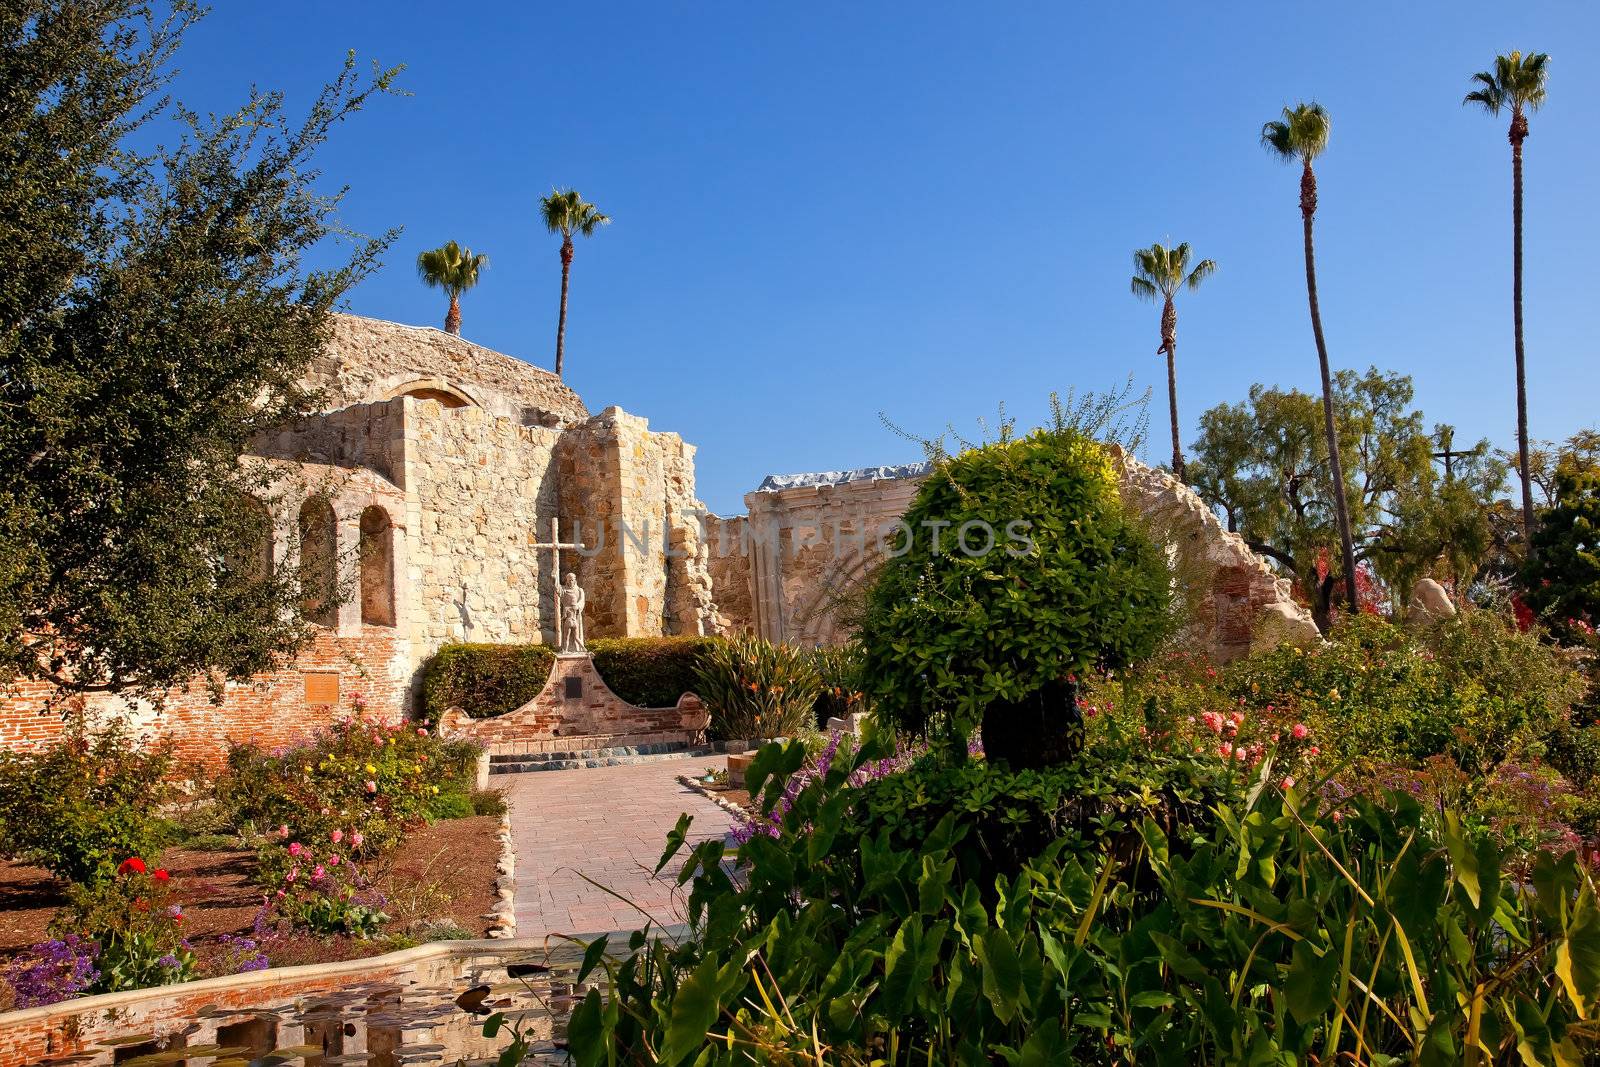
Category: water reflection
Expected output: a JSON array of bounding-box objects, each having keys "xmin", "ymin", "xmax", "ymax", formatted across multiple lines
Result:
[{"xmin": 33, "ymin": 946, "xmax": 598, "ymax": 1066}]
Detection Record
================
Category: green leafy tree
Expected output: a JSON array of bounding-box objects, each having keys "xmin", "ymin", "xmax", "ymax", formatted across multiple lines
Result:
[
  {"xmin": 1261, "ymin": 102, "xmax": 1360, "ymax": 618},
  {"xmin": 539, "ymin": 188, "xmax": 609, "ymax": 378},
  {"xmin": 415, "ymin": 240, "xmax": 487, "ymax": 335},
  {"xmin": 1191, "ymin": 369, "xmax": 1504, "ymax": 626},
  {"xmin": 859, "ymin": 428, "xmax": 1172, "ymax": 770},
  {"xmin": 1522, "ymin": 465, "xmax": 1600, "ymax": 634},
  {"xmin": 1465, "ymin": 51, "xmax": 1551, "ymax": 544},
  {"xmin": 0, "ymin": 0, "xmax": 399, "ymax": 701},
  {"xmin": 1129, "ymin": 242, "xmax": 1216, "ymax": 484}
]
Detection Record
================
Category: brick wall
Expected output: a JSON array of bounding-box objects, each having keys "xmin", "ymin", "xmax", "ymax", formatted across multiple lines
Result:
[{"xmin": 0, "ymin": 627, "xmax": 407, "ymax": 767}]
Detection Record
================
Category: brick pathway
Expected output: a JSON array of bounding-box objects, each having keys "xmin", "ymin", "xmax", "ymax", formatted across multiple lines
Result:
[{"xmin": 501, "ymin": 756, "xmax": 737, "ymax": 938}]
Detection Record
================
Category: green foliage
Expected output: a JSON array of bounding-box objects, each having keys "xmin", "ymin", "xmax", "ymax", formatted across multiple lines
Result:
[
  {"xmin": 54, "ymin": 859, "xmax": 196, "ymax": 993},
  {"xmin": 1464, "ymin": 51, "xmax": 1551, "ymax": 118},
  {"xmin": 848, "ymin": 744, "xmax": 1234, "ymax": 882},
  {"xmin": 415, "ymin": 240, "xmax": 487, "ymax": 298},
  {"xmin": 810, "ymin": 642, "xmax": 870, "ymax": 726},
  {"xmin": 540, "ymin": 188, "xmax": 611, "ymax": 239},
  {"xmin": 217, "ymin": 713, "xmax": 480, "ymax": 853},
  {"xmin": 1523, "ymin": 465, "xmax": 1600, "ymax": 635},
  {"xmin": 418, "ymin": 643, "xmax": 556, "ymax": 722},
  {"xmin": 0, "ymin": 2, "xmax": 401, "ymax": 701},
  {"xmin": 256, "ymin": 838, "xmax": 388, "ymax": 938},
  {"xmin": 424, "ymin": 787, "xmax": 475, "ymax": 821},
  {"xmin": 567, "ymin": 735, "xmax": 1600, "ymax": 1064},
  {"xmin": 1227, "ymin": 613, "xmax": 1581, "ymax": 776},
  {"xmin": 1192, "ymin": 370, "xmax": 1506, "ymax": 622},
  {"xmin": 589, "ymin": 636, "xmax": 720, "ymax": 708},
  {"xmin": 1261, "ymin": 101, "xmax": 1331, "ymax": 163},
  {"xmin": 0, "ymin": 713, "xmax": 176, "ymax": 884},
  {"xmin": 470, "ymin": 787, "xmax": 508, "ymax": 818},
  {"xmin": 694, "ymin": 633, "xmax": 822, "ymax": 740},
  {"xmin": 859, "ymin": 428, "xmax": 1172, "ymax": 763}
]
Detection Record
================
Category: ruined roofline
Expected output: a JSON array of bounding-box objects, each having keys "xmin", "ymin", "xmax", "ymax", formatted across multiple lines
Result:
[{"xmin": 755, "ymin": 462, "xmax": 933, "ymax": 493}]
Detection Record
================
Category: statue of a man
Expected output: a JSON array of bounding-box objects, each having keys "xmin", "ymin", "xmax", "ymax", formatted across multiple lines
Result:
[{"xmin": 559, "ymin": 571, "xmax": 587, "ymax": 653}]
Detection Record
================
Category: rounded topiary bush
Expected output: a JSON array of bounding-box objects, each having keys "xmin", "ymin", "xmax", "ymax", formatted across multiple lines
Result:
[{"xmin": 859, "ymin": 428, "xmax": 1172, "ymax": 769}]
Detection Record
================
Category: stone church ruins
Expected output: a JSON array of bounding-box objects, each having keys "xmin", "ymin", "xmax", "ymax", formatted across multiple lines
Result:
[{"xmin": 0, "ymin": 315, "xmax": 1318, "ymax": 760}]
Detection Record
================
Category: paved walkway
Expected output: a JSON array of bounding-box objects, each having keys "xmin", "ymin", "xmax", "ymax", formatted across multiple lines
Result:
[{"xmin": 501, "ymin": 756, "xmax": 737, "ymax": 938}]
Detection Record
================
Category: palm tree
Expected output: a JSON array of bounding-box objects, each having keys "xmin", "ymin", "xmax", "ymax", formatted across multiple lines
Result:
[
  {"xmin": 1261, "ymin": 102, "xmax": 1358, "ymax": 618},
  {"xmin": 539, "ymin": 189, "xmax": 611, "ymax": 377},
  {"xmin": 415, "ymin": 241, "xmax": 488, "ymax": 336},
  {"xmin": 1130, "ymin": 242, "xmax": 1217, "ymax": 483},
  {"xmin": 1465, "ymin": 51, "xmax": 1551, "ymax": 545}
]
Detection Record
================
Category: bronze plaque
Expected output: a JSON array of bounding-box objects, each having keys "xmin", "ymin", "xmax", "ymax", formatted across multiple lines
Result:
[
  {"xmin": 564, "ymin": 676, "xmax": 583, "ymax": 700},
  {"xmin": 304, "ymin": 671, "xmax": 341, "ymax": 705}
]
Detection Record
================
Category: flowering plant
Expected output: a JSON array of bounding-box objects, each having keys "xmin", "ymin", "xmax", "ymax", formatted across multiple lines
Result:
[
  {"xmin": 0, "ymin": 935, "xmax": 100, "ymax": 1008},
  {"xmin": 219, "ymin": 701, "xmax": 479, "ymax": 853},
  {"xmin": 256, "ymin": 829, "xmax": 389, "ymax": 938},
  {"xmin": 52, "ymin": 857, "xmax": 195, "ymax": 992}
]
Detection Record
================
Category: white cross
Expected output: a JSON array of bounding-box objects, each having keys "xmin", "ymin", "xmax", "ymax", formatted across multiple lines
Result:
[{"xmin": 530, "ymin": 516, "xmax": 585, "ymax": 649}]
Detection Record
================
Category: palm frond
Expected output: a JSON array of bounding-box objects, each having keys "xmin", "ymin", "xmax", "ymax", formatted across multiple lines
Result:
[
  {"xmin": 1129, "ymin": 276, "xmax": 1159, "ymax": 302},
  {"xmin": 541, "ymin": 188, "xmax": 611, "ymax": 239},
  {"xmin": 1185, "ymin": 258, "xmax": 1218, "ymax": 290}
]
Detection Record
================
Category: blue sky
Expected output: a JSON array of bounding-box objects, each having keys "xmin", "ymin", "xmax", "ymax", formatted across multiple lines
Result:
[{"xmin": 172, "ymin": 2, "xmax": 1598, "ymax": 514}]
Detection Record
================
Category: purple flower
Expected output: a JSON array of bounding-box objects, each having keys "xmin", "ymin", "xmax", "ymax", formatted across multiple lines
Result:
[{"xmin": 1, "ymin": 936, "xmax": 101, "ymax": 1008}]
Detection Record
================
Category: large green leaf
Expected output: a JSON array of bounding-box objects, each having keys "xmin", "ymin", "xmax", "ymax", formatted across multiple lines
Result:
[{"xmin": 976, "ymin": 926, "xmax": 1027, "ymax": 1024}]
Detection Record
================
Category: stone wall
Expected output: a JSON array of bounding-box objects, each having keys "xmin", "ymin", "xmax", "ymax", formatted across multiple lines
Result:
[
  {"xmin": 404, "ymin": 401, "xmax": 562, "ymax": 651},
  {"xmin": 557, "ymin": 407, "xmax": 721, "ymax": 640},
  {"xmin": 437, "ymin": 654, "xmax": 707, "ymax": 755},
  {"xmin": 703, "ymin": 514, "xmax": 752, "ymax": 634},
  {"xmin": 710, "ymin": 452, "xmax": 1321, "ymax": 661},
  {"xmin": 308, "ymin": 314, "xmax": 588, "ymax": 426}
]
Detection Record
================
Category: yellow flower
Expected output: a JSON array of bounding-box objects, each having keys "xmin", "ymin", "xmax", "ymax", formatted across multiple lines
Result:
[
  {"xmin": 1328, "ymin": 688, "xmax": 1341, "ymax": 701},
  {"xmin": 430, "ymin": 785, "xmax": 439, "ymax": 794},
  {"xmin": 303, "ymin": 765, "xmax": 313, "ymax": 774},
  {"xmin": 364, "ymin": 763, "xmax": 377, "ymax": 774}
]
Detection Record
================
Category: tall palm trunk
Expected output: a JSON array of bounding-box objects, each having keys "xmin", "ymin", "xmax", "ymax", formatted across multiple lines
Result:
[
  {"xmin": 1510, "ymin": 111, "xmax": 1536, "ymax": 543},
  {"xmin": 1161, "ymin": 297, "xmax": 1184, "ymax": 481},
  {"xmin": 1299, "ymin": 161, "xmax": 1360, "ymax": 617},
  {"xmin": 554, "ymin": 236, "xmax": 573, "ymax": 378},
  {"xmin": 444, "ymin": 292, "xmax": 461, "ymax": 336}
]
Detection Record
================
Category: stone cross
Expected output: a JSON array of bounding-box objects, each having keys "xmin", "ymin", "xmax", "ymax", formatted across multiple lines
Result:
[{"xmin": 531, "ymin": 517, "xmax": 586, "ymax": 650}]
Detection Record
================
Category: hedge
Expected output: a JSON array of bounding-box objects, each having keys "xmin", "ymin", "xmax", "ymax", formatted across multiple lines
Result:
[
  {"xmin": 418, "ymin": 637, "xmax": 720, "ymax": 722},
  {"xmin": 418, "ymin": 643, "xmax": 556, "ymax": 722},
  {"xmin": 590, "ymin": 636, "xmax": 720, "ymax": 708}
]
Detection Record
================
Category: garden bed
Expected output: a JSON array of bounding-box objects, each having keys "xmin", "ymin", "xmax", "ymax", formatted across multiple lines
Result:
[{"xmin": 0, "ymin": 815, "xmax": 500, "ymax": 987}]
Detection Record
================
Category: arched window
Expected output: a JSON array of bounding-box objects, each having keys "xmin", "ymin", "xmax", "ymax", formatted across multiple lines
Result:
[
  {"xmin": 229, "ymin": 495, "xmax": 274, "ymax": 581},
  {"xmin": 383, "ymin": 379, "xmax": 476, "ymax": 409},
  {"xmin": 359, "ymin": 505, "xmax": 396, "ymax": 627},
  {"xmin": 298, "ymin": 497, "xmax": 338, "ymax": 627}
]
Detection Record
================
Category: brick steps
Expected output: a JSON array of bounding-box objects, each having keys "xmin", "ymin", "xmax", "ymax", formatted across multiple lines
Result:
[{"xmin": 488, "ymin": 740, "xmax": 714, "ymax": 774}]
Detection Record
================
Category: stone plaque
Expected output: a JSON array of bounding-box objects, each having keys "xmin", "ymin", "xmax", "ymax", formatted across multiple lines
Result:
[
  {"xmin": 564, "ymin": 676, "xmax": 583, "ymax": 700},
  {"xmin": 304, "ymin": 671, "xmax": 340, "ymax": 705}
]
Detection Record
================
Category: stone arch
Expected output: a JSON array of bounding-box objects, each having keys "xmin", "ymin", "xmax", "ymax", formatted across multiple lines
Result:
[
  {"xmin": 232, "ymin": 494, "xmax": 275, "ymax": 581},
  {"xmin": 297, "ymin": 496, "xmax": 338, "ymax": 627},
  {"xmin": 792, "ymin": 549, "xmax": 883, "ymax": 647},
  {"xmin": 383, "ymin": 377, "xmax": 478, "ymax": 409},
  {"xmin": 358, "ymin": 505, "xmax": 396, "ymax": 627}
]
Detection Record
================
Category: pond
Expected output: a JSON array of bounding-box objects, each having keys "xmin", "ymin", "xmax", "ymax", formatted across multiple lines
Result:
[{"xmin": 3, "ymin": 938, "xmax": 612, "ymax": 1066}]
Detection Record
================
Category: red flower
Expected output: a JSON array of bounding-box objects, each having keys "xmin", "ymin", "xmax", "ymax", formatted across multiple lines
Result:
[
  {"xmin": 117, "ymin": 857, "xmax": 147, "ymax": 876},
  {"xmin": 153, "ymin": 869, "xmax": 171, "ymax": 882}
]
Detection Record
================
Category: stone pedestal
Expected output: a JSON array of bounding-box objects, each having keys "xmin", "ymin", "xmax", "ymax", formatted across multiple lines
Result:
[{"xmin": 726, "ymin": 752, "xmax": 755, "ymax": 789}]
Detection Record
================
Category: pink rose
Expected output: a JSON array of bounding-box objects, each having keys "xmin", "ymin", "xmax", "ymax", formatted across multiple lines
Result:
[
  {"xmin": 330, "ymin": 829, "xmax": 344, "ymax": 844},
  {"xmin": 365, "ymin": 780, "xmax": 377, "ymax": 793},
  {"xmin": 313, "ymin": 865, "xmax": 326, "ymax": 879},
  {"xmin": 288, "ymin": 842, "xmax": 304, "ymax": 857},
  {"xmin": 285, "ymin": 868, "xmax": 298, "ymax": 883},
  {"xmin": 417, "ymin": 727, "xmax": 428, "ymax": 736},
  {"xmin": 1282, "ymin": 776, "xmax": 1297, "ymax": 789},
  {"xmin": 1292, "ymin": 723, "xmax": 1309, "ymax": 740},
  {"xmin": 328, "ymin": 854, "xmax": 341, "ymax": 866},
  {"xmin": 276, "ymin": 824, "xmax": 289, "ymax": 838},
  {"xmin": 350, "ymin": 831, "xmax": 364, "ymax": 848},
  {"xmin": 1218, "ymin": 743, "xmax": 1233, "ymax": 759}
]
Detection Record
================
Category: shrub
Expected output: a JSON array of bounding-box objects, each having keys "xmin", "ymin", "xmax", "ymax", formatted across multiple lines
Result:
[
  {"xmin": 217, "ymin": 711, "xmax": 480, "ymax": 854},
  {"xmin": 0, "ymin": 936, "xmax": 100, "ymax": 1008},
  {"xmin": 561, "ymin": 734, "xmax": 1600, "ymax": 1064},
  {"xmin": 0, "ymin": 712, "xmax": 176, "ymax": 884},
  {"xmin": 256, "ymin": 835, "xmax": 388, "ymax": 938},
  {"xmin": 693, "ymin": 633, "xmax": 822, "ymax": 740},
  {"xmin": 418, "ymin": 642, "xmax": 556, "ymax": 722},
  {"xmin": 425, "ymin": 787, "xmax": 476, "ymax": 821},
  {"xmin": 53, "ymin": 857, "xmax": 196, "ymax": 993},
  {"xmin": 1522, "ymin": 464, "xmax": 1600, "ymax": 637},
  {"xmin": 809, "ymin": 642, "xmax": 869, "ymax": 727},
  {"xmin": 847, "ymin": 744, "xmax": 1235, "ymax": 881},
  {"xmin": 859, "ymin": 428, "xmax": 1173, "ymax": 769},
  {"xmin": 1227, "ymin": 612, "xmax": 1581, "ymax": 775},
  {"xmin": 590, "ymin": 636, "xmax": 720, "ymax": 707},
  {"xmin": 470, "ymin": 788, "xmax": 508, "ymax": 818}
]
